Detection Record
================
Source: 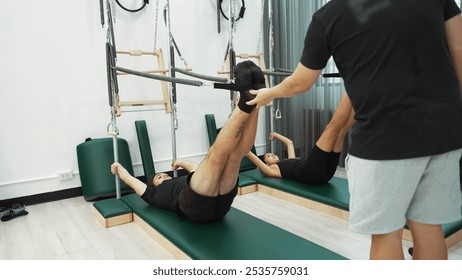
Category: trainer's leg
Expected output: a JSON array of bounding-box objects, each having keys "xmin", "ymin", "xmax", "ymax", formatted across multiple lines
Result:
[
  {"xmin": 316, "ymin": 93, "xmax": 354, "ymax": 152},
  {"xmin": 370, "ymin": 229, "xmax": 405, "ymax": 260},
  {"xmin": 217, "ymin": 109, "xmax": 259, "ymax": 195},
  {"xmin": 407, "ymin": 220, "xmax": 447, "ymax": 260}
]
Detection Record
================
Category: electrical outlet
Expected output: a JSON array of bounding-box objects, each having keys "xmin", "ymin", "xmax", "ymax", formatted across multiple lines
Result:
[{"xmin": 58, "ymin": 171, "xmax": 73, "ymax": 181}]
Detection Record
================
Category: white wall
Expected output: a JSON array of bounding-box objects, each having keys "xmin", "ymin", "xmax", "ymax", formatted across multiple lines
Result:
[{"xmin": 0, "ymin": 0, "xmax": 267, "ymax": 200}]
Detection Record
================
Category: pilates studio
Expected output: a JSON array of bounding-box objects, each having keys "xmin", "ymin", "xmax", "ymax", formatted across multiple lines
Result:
[{"xmin": 1, "ymin": 0, "xmax": 462, "ymax": 261}]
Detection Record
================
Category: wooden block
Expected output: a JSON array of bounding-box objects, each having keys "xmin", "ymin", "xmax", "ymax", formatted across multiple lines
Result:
[
  {"xmin": 238, "ymin": 184, "xmax": 258, "ymax": 195},
  {"xmin": 93, "ymin": 207, "xmax": 133, "ymax": 228}
]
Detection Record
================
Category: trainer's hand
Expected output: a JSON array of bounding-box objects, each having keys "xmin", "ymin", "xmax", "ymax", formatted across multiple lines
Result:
[{"xmin": 247, "ymin": 88, "xmax": 275, "ymax": 109}]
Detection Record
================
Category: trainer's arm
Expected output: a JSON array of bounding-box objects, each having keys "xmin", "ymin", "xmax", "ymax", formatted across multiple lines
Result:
[
  {"xmin": 446, "ymin": 14, "xmax": 462, "ymax": 91},
  {"xmin": 248, "ymin": 63, "xmax": 322, "ymax": 108},
  {"xmin": 111, "ymin": 163, "xmax": 146, "ymax": 196},
  {"xmin": 269, "ymin": 132, "xmax": 296, "ymax": 159},
  {"xmin": 245, "ymin": 152, "xmax": 281, "ymax": 178}
]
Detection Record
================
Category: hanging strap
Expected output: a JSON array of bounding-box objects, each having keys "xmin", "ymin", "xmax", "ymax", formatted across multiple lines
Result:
[{"xmin": 213, "ymin": 82, "xmax": 251, "ymax": 91}]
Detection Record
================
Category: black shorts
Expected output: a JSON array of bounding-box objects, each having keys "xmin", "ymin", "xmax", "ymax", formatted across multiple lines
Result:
[
  {"xmin": 178, "ymin": 173, "xmax": 238, "ymax": 223},
  {"xmin": 294, "ymin": 146, "xmax": 340, "ymax": 185}
]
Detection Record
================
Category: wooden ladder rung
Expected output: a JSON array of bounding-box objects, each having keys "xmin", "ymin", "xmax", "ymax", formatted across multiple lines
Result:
[
  {"xmin": 119, "ymin": 100, "xmax": 166, "ymax": 107},
  {"xmin": 116, "ymin": 50, "xmax": 161, "ymax": 57}
]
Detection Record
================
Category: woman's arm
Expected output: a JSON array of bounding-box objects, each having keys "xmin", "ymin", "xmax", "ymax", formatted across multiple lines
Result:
[
  {"xmin": 172, "ymin": 159, "xmax": 199, "ymax": 173},
  {"xmin": 269, "ymin": 132, "xmax": 296, "ymax": 159},
  {"xmin": 245, "ymin": 151, "xmax": 281, "ymax": 178},
  {"xmin": 111, "ymin": 163, "xmax": 146, "ymax": 196}
]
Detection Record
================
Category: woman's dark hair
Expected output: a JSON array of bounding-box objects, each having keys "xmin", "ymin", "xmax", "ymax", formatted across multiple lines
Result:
[{"xmin": 147, "ymin": 174, "xmax": 157, "ymax": 188}]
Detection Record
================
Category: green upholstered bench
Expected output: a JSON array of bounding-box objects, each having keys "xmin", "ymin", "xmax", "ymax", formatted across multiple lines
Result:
[
  {"xmin": 120, "ymin": 193, "xmax": 347, "ymax": 260},
  {"xmin": 240, "ymin": 169, "xmax": 462, "ymax": 248},
  {"xmin": 240, "ymin": 169, "xmax": 351, "ymax": 220},
  {"xmin": 135, "ymin": 120, "xmax": 156, "ymax": 181},
  {"xmin": 93, "ymin": 198, "xmax": 133, "ymax": 228}
]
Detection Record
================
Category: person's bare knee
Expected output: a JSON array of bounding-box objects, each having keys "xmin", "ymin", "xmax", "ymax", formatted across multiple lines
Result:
[
  {"xmin": 188, "ymin": 154, "xmax": 224, "ymax": 197},
  {"xmin": 188, "ymin": 170, "xmax": 220, "ymax": 197}
]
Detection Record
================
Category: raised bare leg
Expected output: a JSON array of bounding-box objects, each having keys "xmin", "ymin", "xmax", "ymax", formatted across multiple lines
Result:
[
  {"xmin": 316, "ymin": 93, "xmax": 354, "ymax": 152},
  {"xmin": 218, "ymin": 109, "xmax": 260, "ymax": 195},
  {"xmin": 189, "ymin": 108, "xmax": 251, "ymax": 197},
  {"xmin": 332, "ymin": 108, "xmax": 356, "ymax": 152}
]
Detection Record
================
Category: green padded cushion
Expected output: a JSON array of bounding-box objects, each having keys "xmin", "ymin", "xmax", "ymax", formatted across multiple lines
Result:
[
  {"xmin": 76, "ymin": 137, "xmax": 134, "ymax": 201},
  {"xmin": 121, "ymin": 194, "xmax": 347, "ymax": 260},
  {"xmin": 135, "ymin": 120, "xmax": 156, "ymax": 181},
  {"xmin": 205, "ymin": 114, "xmax": 219, "ymax": 147},
  {"xmin": 238, "ymin": 174, "xmax": 257, "ymax": 188},
  {"xmin": 240, "ymin": 169, "xmax": 350, "ymax": 211},
  {"xmin": 93, "ymin": 198, "xmax": 132, "ymax": 218}
]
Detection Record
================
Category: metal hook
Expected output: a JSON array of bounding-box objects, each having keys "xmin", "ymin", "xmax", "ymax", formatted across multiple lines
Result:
[
  {"xmin": 106, "ymin": 121, "xmax": 119, "ymax": 136},
  {"xmin": 275, "ymin": 108, "xmax": 282, "ymax": 119}
]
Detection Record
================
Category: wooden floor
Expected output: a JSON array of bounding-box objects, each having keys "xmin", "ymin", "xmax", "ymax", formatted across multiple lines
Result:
[{"xmin": 1, "ymin": 174, "xmax": 462, "ymax": 260}]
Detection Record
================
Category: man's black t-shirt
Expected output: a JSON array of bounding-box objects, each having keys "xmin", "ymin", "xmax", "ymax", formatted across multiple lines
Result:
[
  {"xmin": 141, "ymin": 176, "xmax": 185, "ymax": 214},
  {"xmin": 301, "ymin": 0, "xmax": 462, "ymax": 160}
]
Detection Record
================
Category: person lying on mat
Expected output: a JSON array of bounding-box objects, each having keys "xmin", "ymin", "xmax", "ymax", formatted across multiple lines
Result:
[
  {"xmin": 246, "ymin": 93, "xmax": 355, "ymax": 185},
  {"xmin": 111, "ymin": 60, "xmax": 265, "ymax": 223}
]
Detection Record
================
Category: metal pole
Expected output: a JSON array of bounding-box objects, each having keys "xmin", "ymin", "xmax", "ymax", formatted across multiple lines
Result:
[
  {"xmin": 228, "ymin": 0, "xmax": 236, "ymax": 113},
  {"xmin": 165, "ymin": 1, "xmax": 178, "ymax": 177},
  {"xmin": 267, "ymin": 0, "xmax": 276, "ymax": 153},
  {"xmin": 111, "ymin": 124, "xmax": 121, "ymax": 199},
  {"xmin": 106, "ymin": 0, "xmax": 121, "ymax": 199}
]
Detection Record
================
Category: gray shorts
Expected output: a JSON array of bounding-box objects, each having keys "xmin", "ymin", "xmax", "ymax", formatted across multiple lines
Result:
[{"xmin": 346, "ymin": 149, "xmax": 462, "ymax": 234}]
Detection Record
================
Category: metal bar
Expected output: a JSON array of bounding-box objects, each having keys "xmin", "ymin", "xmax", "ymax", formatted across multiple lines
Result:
[
  {"xmin": 174, "ymin": 68, "xmax": 228, "ymax": 83},
  {"xmin": 115, "ymin": 66, "xmax": 203, "ymax": 86}
]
